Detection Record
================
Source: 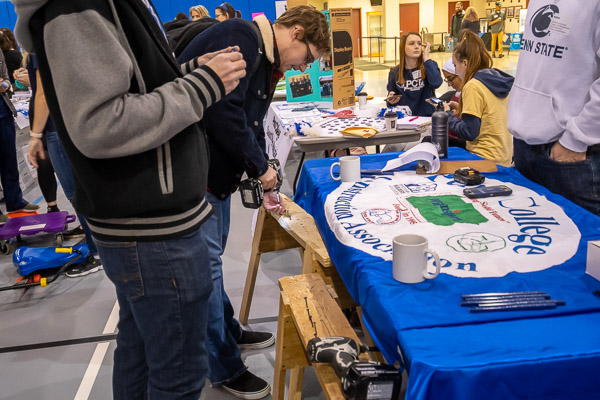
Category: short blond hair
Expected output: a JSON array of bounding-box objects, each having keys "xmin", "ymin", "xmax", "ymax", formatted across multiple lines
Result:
[{"xmin": 189, "ymin": 5, "xmax": 209, "ymax": 19}]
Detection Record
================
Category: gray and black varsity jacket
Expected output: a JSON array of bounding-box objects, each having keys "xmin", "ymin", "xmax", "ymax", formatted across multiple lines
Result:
[{"xmin": 14, "ymin": 0, "xmax": 224, "ymax": 241}]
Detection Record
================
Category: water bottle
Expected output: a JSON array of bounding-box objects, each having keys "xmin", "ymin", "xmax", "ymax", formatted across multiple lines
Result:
[{"xmin": 431, "ymin": 102, "xmax": 448, "ymax": 159}]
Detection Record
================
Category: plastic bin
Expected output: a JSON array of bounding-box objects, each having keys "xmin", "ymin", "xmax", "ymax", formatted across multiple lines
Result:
[{"xmin": 509, "ymin": 33, "xmax": 522, "ymax": 50}]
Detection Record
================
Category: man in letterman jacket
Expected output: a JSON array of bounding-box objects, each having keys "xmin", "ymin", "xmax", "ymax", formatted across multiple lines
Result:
[
  {"xmin": 14, "ymin": 0, "xmax": 246, "ymax": 398},
  {"xmin": 507, "ymin": 0, "xmax": 600, "ymax": 216}
]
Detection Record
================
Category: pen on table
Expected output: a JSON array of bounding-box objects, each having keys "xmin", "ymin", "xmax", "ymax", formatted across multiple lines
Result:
[
  {"xmin": 460, "ymin": 294, "xmax": 551, "ymax": 303},
  {"xmin": 408, "ymin": 117, "xmax": 418, "ymax": 122},
  {"xmin": 462, "ymin": 291, "xmax": 547, "ymax": 299},
  {"xmin": 469, "ymin": 301, "xmax": 561, "ymax": 313},
  {"xmin": 461, "ymin": 298, "xmax": 564, "ymax": 307}
]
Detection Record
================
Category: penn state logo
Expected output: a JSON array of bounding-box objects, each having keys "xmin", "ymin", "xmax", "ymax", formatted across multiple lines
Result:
[
  {"xmin": 530, "ymin": 4, "xmax": 559, "ymax": 38},
  {"xmin": 361, "ymin": 207, "xmax": 401, "ymax": 225}
]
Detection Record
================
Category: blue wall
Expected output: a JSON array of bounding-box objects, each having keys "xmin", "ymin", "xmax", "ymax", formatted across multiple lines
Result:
[{"xmin": 0, "ymin": 0, "xmax": 278, "ymax": 37}]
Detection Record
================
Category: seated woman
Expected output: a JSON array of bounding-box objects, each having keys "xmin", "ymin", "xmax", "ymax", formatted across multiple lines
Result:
[
  {"xmin": 386, "ymin": 32, "xmax": 442, "ymax": 116},
  {"xmin": 444, "ymin": 30, "xmax": 513, "ymax": 166},
  {"xmin": 440, "ymin": 58, "xmax": 466, "ymax": 149},
  {"xmin": 460, "ymin": 7, "xmax": 481, "ymax": 34}
]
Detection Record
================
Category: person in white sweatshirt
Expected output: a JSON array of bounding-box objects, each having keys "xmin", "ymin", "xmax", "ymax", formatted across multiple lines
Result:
[{"xmin": 507, "ymin": 0, "xmax": 600, "ymax": 216}]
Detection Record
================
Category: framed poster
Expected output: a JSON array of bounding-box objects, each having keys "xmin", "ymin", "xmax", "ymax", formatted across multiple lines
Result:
[
  {"xmin": 507, "ymin": 7, "xmax": 514, "ymax": 18},
  {"xmin": 486, "ymin": 9, "xmax": 493, "ymax": 18},
  {"xmin": 514, "ymin": 6, "xmax": 522, "ymax": 19}
]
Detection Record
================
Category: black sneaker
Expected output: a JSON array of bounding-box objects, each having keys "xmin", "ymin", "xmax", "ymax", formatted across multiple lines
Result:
[
  {"xmin": 236, "ymin": 329, "xmax": 275, "ymax": 349},
  {"xmin": 222, "ymin": 370, "xmax": 271, "ymax": 400},
  {"xmin": 65, "ymin": 256, "xmax": 103, "ymax": 278},
  {"xmin": 64, "ymin": 226, "xmax": 85, "ymax": 239}
]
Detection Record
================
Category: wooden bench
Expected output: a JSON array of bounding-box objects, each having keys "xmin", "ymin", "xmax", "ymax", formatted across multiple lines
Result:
[
  {"xmin": 273, "ymin": 273, "xmax": 372, "ymax": 400},
  {"xmin": 239, "ymin": 194, "xmax": 354, "ymax": 325}
]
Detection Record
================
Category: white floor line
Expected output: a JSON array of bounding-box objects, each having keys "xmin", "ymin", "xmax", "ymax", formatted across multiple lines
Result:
[{"xmin": 73, "ymin": 300, "xmax": 120, "ymax": 400}]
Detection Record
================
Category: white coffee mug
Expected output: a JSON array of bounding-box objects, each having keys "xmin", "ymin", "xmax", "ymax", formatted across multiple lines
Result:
[
  {"xmin": 393, "ymin": 234, "xmax": 441, "ymax": 283},
  {"xmin": 330, "ymin": 155, "xmax": 361, "ymax": 182}
]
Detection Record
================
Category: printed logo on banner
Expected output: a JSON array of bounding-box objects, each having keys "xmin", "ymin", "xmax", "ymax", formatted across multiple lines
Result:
[
  {"xmin": 390, "ymin": 182, "xmax": 437, "ymax": 195},
  {"xmin": 406, "ymin": 195, "xmax": 488, "ymax": 226},
  {"xmin": 361, "ymin": 205, "xmax": 402, "ymax": 225},
  {"xmin": 447, "ymin": 232, "xmax": 506, "ymax": 253}
]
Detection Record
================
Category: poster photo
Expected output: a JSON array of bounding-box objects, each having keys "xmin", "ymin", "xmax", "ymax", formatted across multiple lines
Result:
[{"xmin": 285, "ymin": 10, "xmax": 334, "ymax": 103}]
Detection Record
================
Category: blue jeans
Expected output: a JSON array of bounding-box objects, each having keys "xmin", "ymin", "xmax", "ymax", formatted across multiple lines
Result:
[
  {"xmin": 0, "ymin": 115, "xmax": 28, "ymax": 211},
  {"xmin": 200, "ymin": 192, "xmax": 246, "ymax": 384},
  {"xmin": 45, "ymin": 131, "xmax": 98, "ymax": 255},
  {"xmin": 514, "ymin": 138, "xmax": 600, "ymax": 215},
  {"xmin": 94, "ymin": 228, "xmax": 213, "ymax": 400}
]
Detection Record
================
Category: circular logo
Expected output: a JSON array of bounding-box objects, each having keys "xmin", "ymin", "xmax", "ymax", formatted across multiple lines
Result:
[{"xmin": 530, "ymin": 5, "xmax": 559, "ymax": 38}]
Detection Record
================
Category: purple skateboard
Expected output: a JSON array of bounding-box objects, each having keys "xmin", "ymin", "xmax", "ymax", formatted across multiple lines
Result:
[{"xmin": 0, "ymin": 212, "xmax": 76, "ymax": 254}]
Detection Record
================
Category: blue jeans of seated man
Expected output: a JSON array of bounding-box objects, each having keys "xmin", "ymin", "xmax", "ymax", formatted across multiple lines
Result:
[
  {"xmin": 45, "ymin": 131, "xmax": 98, "ymax": 255},
  {"xmin": 0, "ymin": 115, "xmax": 28, "ymax": 211},
  {"xmin": 94, "ymin": 227, "xmax": 213, "ymax": 400},
  {"xmin": 201, "ymin": 192, "xmax": 246, "ymax": 385},
  {"xmin": 514, "ymin": 138, "xmax": 600, "ymax": 216}
]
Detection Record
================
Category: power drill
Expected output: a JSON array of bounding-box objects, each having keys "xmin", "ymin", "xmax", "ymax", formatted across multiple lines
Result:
[
  {"xmin": 238, "ymin": 159, "xmax": 282, "ymax": 209},
  {"xmin": 306, "ymin": 337, "xmax": 403, "ymax": 400}
]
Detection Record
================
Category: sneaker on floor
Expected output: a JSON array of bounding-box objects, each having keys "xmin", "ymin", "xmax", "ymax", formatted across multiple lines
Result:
[
  {"xmin": 222, "ymin": 370, "xmax": 271, "ymax": 400},
  {"xmin": 498, "ymin": 53, "xmax": 504, "ymax": 58},
  {"xmin": 236, "ymin": 329, "xmax": 275, "ymax": 349},
  {"xmin": 9, "ymin": 203, "xmax": 39, "ymax": 213},
  {"xmin": 64, "ymin": 226, "xmax": 85, "ymax": 239},
  {"xmin": 65, "ymin": 256, "xmax": 103, "ymax": 278},
  {"xmin": 0, "ymin": 214, "xmax": 8, "ymax": 224}
]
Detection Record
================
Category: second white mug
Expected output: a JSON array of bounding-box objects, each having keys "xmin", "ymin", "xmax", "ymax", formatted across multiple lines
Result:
[
  {"xmin": 330, "ymin": 155, "xmax": 361, "ymax": 182},
  {"xmin": 392, "ymin": 234, "xmax": 441, "ymax": 284}
]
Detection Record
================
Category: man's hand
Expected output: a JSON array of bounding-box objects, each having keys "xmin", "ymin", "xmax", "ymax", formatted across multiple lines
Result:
[
  {"xmin": 14, "ymin": 68, "xmax": 29, "ymax": 87},
  {"xmin": 28, "ymin": 138, "xmax": 45, "ymax": 169},
  {"xmin": 443, "ymin": 101, "xmax": 451, "ymax": 112},
  {"xmin": 258, "ymin": 166, "xmax": 278, "ymax": 191},
  {"xmin": 196, "ymin": 46, "xmax": 240, "ymax": 66},
  {"xmin": 550, "ymin": 141, "xmax": 587, "ymax": 163},
  {"xmin": 205, "ymin": 51, "xmax": 247, "ymax": 95}
]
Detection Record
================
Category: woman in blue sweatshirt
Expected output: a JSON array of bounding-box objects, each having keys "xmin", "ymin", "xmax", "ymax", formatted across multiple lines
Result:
[{"xmin": 386, "ymin": 32, "xmax": 442, "ymax": 116}]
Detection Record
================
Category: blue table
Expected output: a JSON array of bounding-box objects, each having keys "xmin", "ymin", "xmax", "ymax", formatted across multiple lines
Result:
[{"xmin": 294, "ymin": 148, "xmax": 600, "ymax": 399}]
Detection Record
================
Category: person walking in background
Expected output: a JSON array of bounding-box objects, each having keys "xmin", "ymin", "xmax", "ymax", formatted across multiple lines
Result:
[
  {"xmin": 0, "ymin": 49, "xmax": 38, "ymax": 223},
  {"xmin": 386, "ymin": 32, "xmax": 442, "ymax": 116},
  {"xmin": 508, "ymin": 0, "xmax": 600, "ymax": 216},
  {"xmin": 489, "ymin": 1, "xmax": 506, "ymax": 58},
  {"xmin": 449, "ymin": 2, "xmax": 465, "ymax": 48},
  {"xmin": 215, "ymin": 2, "xmax": 241, "ymax": 21},
  {"xmin": 0, "ymin": 29, "xmax": 22, "ymax": 87},
  {"xmin": 14, "ymin": 0, "xmax": 246, "ymax": 398},
  {"xmin": 443, "ymin": 31, "xmax": 513, "ymax": 166},
  {"xmin": 460, "ymin": 7, "xmax": 480, "ymax": 35}
]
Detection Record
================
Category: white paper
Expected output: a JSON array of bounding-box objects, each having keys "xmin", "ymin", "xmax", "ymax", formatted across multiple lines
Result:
[
  {"xmin": 20, "ymin": 223, "xmax": 46, "ymax": 232},
  {"xmin": 381, "ymin": 142, "xmax": 440, "ymax": 173}
]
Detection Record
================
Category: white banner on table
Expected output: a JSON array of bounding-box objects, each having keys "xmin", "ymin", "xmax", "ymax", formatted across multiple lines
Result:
[{"xmin": 324, "ymin": 172, "xmax": 580, "ymax": 278}]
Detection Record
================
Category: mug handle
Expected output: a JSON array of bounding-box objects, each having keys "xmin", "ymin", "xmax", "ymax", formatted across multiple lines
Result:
[
  {"xmin": 423, "ymin": 249, "xmax": 441, "ymax": 280},
  {"xmin": 330, "ymin": 162, "xmax": 341, "ymax": 181}
]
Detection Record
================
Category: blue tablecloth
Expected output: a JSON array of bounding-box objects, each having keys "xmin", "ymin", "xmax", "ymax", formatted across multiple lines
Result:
[{"xmin": 294, "ymin": 148, "xmax": 600, "ymax": 399}]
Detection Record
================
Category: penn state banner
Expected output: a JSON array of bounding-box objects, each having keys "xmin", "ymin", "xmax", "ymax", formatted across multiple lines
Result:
[{"xmin": 324, "ymin": 173, "xmax": 580, "ymax": 278}]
